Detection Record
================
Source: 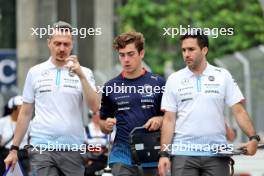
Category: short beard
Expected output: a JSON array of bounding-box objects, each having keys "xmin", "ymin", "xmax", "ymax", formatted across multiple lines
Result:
[
  {"xmin": 188, "ymin": 58, "xmax": 201, "ymax": 70},
  {"xmin": 55, "ymin": 57, "xmax": 66, "ymax": 62}
]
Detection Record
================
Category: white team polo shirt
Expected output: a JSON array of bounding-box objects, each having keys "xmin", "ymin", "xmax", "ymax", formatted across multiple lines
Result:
[
  {"xmin": 161, "ymin": 63, "xmax": 244, "ymax": 156},
  {"xmin": 23, "ymin": 57, "xmax": 96, "ymax": 147}
]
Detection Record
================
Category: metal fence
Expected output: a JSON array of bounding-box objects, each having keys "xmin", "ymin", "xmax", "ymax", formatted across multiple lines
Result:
[{"xmin": 215, "ymin": 45, "xmax": 264, "ymax": 142}]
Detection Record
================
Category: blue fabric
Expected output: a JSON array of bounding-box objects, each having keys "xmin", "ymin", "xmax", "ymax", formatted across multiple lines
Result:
[
  {"xmin": 100, "ymin": 71, "xmax": 165, "ymax": 166},
  {"xmin": 85, "ymin": 125, "xmax": 107, "ymax": 139}
]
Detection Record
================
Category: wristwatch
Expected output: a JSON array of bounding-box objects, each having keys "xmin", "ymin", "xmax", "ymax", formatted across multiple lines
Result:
[
  {"xmin": 249, "ymin": 135, "xmax": 261, "ymax": 142},
  {"xmin": 10, "ymin": 145, "xmax": 19, "ymax": 151},
  {"xmin": 159, "ymin": 151, "xmax": 170, "ymax": 158}
]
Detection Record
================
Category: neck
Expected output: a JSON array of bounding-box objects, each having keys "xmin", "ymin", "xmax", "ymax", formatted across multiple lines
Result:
[
  {"xmin": 123, "ymin": 67, "xmax": 144, "ymax": 79},
  {"xmin": 51, "ymin": 57, "xmax": 66, "ymax": 68},
  {"xmin": 190, "ymin": 60, "xmax": 207, "ymax": 75}
]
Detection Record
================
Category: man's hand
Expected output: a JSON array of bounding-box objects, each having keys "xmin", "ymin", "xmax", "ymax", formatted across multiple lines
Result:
[
  {"xmin": 144, "ymin": 116, "xmax": 163, "ymax": 131},
  {"xmin": 4, "ymin": 150, "xmax": 18, "ymax": 172},
  {"xmin": 239, "ymin": 140, "xmax": 258, "ymax": 155},
  {"xmin": 103, "ymin": 118, "xmax": 117, "ymax": 133},
  {"xmin": 65, "ymin": 55, "xmax": 84, "ymax": 78},
  {"xmin": 158, "ymin": 157, "xmax": 171, "ymax": 176}
]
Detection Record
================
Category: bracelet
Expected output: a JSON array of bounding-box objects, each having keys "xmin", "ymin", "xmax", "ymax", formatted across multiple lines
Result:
[
  {"xmin": 10, "ymin": 145, "xmax": 19, "ymax": 151},
  {"xmin": 249, "ymin": 135, "xmax": 260, "ymax": 142},
  {"xmin": 159, "ymin": 151, "xmax": 170, "ymax": 158}
]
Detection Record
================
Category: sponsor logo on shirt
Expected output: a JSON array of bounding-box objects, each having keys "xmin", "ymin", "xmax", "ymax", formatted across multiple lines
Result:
[
  {"xmin": 64, "ymin": 78, "xmax": 79, "ymax": 84},
  {"xmin": 41, "ymin": 70, "xmax": 50, "ymax": 77},
  {"xmin": 39, "ymin": 89, "xmax": 52, "ymax": 93},
  {"xmin": 151, "ymin": 75, "xmax": 158, "ymax": 81},
  {"xmin": 214, "ymin": 69, "xmax": 221, "ymax": 72},
  {"xmin": 204, "ymin": 83, "xmax": 220, "ymax": 88},
  {"xmin": 115, "ymin": 95, "xmax": 130, "ymax": 100},
  {"xmin": 117, "ymin": 107, "xmax": 130, "ymax": 111},
  {"xmin": 181, "ymin": 98, "xmax": 193, "ymax": 102},
  {"xmin": 181, "ymin": 78, "xmax": 190, "ymax": 85},
  {"xmin": 208, "ymin": 76, "xmax": 215, "ymax": 81},
  {"xmin": 141, "ymin": 104, "xmax": 154, "ymax": 109},
  {"xmin": 204, "ymin": 90, "xmax": 220, "ymax": 94},
  {"xmin": 38, "ymin": 78, "xmax": 53, "ymax": 83},
  {"xmin": 63, "ymin": 84, "xmax": 78, "ymax": 89},
  {"xmin": 178, "ymin": 86, "xmax": 193, "ymax": 92},
  {"xmin": 179, "ymin": 92, "xmax": 192, "ymax": 96},
  {"xmin": 117, "ymin": 101, "xmax": 129, "ymax": 105}
]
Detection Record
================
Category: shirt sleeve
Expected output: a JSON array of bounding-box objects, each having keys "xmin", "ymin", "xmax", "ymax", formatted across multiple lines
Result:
[
  {"xmin": 83, "ymin": 68, "xmax": 97, "ymax": 91},
  {"xmin": 161, "ymin": 76, "xmax": 178, "ymax": 112},
  {"xmin": 224, "ymin": 70, "xmax": 245, "ymax": 107},
  {"xmin": 22, "ymin": 69, "xmax": 35, "ymax": 103}
]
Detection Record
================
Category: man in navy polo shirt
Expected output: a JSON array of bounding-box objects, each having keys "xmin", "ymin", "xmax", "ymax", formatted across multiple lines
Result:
[{"xmin": 100, "ymin": 32, "xmax": 165, "ymax": 176}]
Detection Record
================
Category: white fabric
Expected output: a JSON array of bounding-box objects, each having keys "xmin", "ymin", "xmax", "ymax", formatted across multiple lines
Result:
[
  {"xmin": 8, "ymin": 96, "xmax": 23, "ymax": 109},
  {"xmin": 161, "ymin": 63, "xmax": 244, "ymax": 155},
  {"xmin": 86, "ymin": 122, "xmax": 107, "ymax": 146},
  {"xmin": 0, "ymin": 115, "xmax": 29, "ymax": 149},
  {"xmin": 22, "ymin": 57, "xmax": 96, "ymax": 146}
]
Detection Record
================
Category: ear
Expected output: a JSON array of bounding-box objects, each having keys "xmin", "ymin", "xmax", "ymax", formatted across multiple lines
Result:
[
  {"xmin": 47, "ymin": 38, "xmax": 51, "ymax": 49},
  {"xmin": 139, "ymin": 49, "xmax": 145, "ymax": 59},
  {"xmin": 202, "ymin": 47, "xmax": 208, "ymax": 56}
]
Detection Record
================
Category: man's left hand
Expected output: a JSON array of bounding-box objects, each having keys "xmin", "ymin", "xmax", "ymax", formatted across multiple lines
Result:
[
  {"xmin": 65, "ymin": 55, "xmax": 84, "ymax": 78},
  {"xmin": 239, "ymin": 140, "xmax": 258, "ymax": 155},
  {"xmin": 144, "ymin": 116, "xmax": 163, "ymax": 131}
]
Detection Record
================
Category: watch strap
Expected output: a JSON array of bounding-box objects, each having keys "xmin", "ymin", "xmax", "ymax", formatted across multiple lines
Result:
[{"xmin": 10, "ymin": 145, "xmax": 19, "ymax": 151}]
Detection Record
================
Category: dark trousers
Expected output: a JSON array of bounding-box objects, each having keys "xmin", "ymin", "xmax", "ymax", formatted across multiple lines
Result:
[
  {"xmin": 30, "ymin": 150, "xmax": 85, "ymax": 176},
  {"xmin": 85, "ymin": 154, "xmax": 107, "ymax": 176},
  {"xmin": 171, "ymin": 155, "xmax": 231, "ymax": 176},
  {"xmin": 111, "ymin": 163, "xmax": 158, "ymax": 176}
]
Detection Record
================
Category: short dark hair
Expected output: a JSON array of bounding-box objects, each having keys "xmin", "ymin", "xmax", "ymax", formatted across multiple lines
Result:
[
  {"xmin": 113, "ymin": 32, "xmax": 145, "ymax": 53},
  {"xmin": 49, "ymin": 21, "xmax": 73, "ymax": 39},
  {"xmin": 180, "ymin": 29, "xmax": 209, "ymax": 49},
  {"xmin": 52, "ymin": 21, "xmax": 72, "ymax": 32}
]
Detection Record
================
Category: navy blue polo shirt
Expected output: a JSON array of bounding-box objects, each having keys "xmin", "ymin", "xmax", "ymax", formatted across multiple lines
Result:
[{"xmin": 100, "ymin": 70, "xmax": 165, "ymax": 166}]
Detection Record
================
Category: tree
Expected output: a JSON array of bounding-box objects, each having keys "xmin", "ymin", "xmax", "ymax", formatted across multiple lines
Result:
[{"xmin": 117, "ymin": 0, "xmax": 264, "ymax": 75}]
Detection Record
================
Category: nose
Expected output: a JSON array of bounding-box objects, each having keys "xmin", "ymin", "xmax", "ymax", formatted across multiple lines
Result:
[
  {"xmin": 184, "ymin": 50, "xmax": 191, "ymax": 58},
  {"xmin": 123, "ymin": 54, "xmax": 130, "ymax": 62},
  {"xmin": 59, "ymin": 44, "xmax": 65, "ymax": 51}
]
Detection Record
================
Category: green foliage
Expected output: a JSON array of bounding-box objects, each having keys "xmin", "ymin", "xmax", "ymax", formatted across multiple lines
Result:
[{"xmin": 117, "ymin": 0, "xmax": 264, "ymax": 75}]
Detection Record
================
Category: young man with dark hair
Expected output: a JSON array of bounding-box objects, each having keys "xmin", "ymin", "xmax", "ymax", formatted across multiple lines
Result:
[
  {"xmin": 100, "ymin": 32, "xmax": 165, "ymax": 176},
  {"xmin": 158, "ymin": 30, "xmax": 259, "ymax": 176}
]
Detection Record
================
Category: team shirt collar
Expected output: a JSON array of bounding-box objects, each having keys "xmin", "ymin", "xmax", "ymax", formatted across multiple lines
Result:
[
  {"xmin": 121, "ymin": 67, "xmax": 146, "ymax": 79},
  {"xmin": 46, "ymin": 57, "xmax": 56, "ymax": 68},
  {"xmin": 184, "ymin": 62, "xmax": 213, "ymax": 77}
]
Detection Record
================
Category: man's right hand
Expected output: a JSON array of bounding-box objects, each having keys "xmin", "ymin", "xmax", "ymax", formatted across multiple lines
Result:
[
  {"xmin": 104, "ymin": 118, "xmax": 117, "ymax": 133},
  {"xmin": 158, "ymin": 157, "xmax": 171, "ymax": 176},
  {"xmin": 4, "ymin": 150, "xmax": 18, "ymax": 171}
]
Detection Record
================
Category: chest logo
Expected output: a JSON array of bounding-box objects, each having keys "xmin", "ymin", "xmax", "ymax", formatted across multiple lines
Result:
[
  {"xmin": 208, "ymin": 76, "xmax": 215, "ymax": 81},
  {"xmin": 41, "ymin": 70, "xmax": 50, "ymax": 77},
  {"xmin": 181, "ymin": 78, "xmax": 190, "ymax": 85}
]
